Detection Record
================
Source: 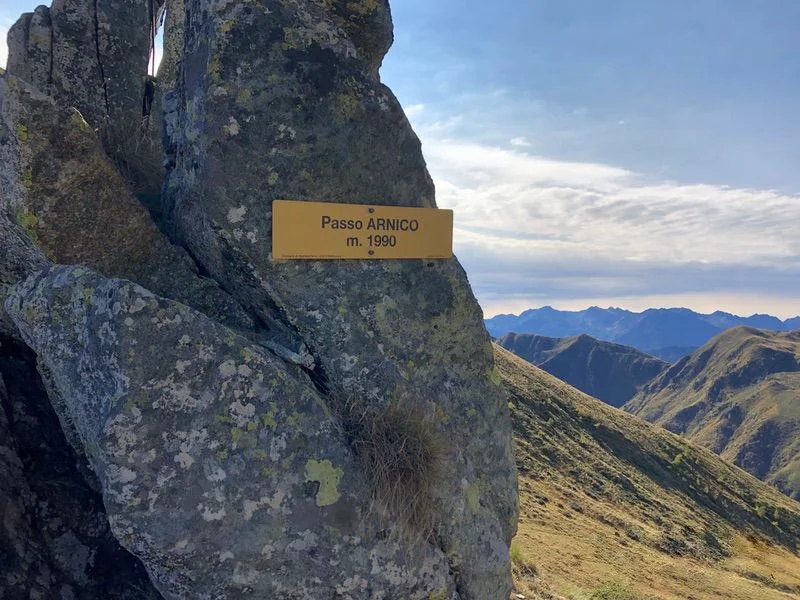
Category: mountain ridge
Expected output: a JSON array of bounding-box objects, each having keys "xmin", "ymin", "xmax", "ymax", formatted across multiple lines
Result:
[
  {"xmin": 625, "ymin": 326, "xmax": 800, "ymax": 501},
  {"xmin": 486, "ymin": 306, "xmax": 800, "ymax": 362},
  {"xmin": 497, "ymin": 331, "xmax": 668, "ymax": 407}
]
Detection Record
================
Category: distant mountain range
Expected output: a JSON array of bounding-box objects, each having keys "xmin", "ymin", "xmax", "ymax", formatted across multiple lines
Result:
[
  {"xmin": 625, "ymin": 327, "xmax": 800, "ymax": 501},
  {"xmin": 485, "ymin": 306, "xmax": 800, "ymax": 362},
  {"xmin": 496, "ymin": 332, "xmax": 667, "ymax": 407}
]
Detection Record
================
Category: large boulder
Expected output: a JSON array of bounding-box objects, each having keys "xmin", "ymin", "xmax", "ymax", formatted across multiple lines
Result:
[
  {"xmin": 0, "ymin": 165, "xmax": 160, "ymax": 600},
  {"xmin": 164, "ymin": 1, "xmax": 518, "ymax": 597},
  {"xmin": 0, "ymin": 74, "xmax": 253, "ymax": 333},
  {"xmin": 8, "ymin": 266, "xmax": 459, "ymax": 599}
]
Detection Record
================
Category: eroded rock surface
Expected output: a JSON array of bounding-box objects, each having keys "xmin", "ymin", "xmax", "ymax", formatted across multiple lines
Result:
[
  {"xmin": 6, "ymin": 0, "xmax": 160, "ymax": 136},
  {"xmin": 8, "ymin": 266, "xmax": 457, "ymax": 599},
  {"xmin": 1, "ymin": 201, "xmax": 160, "ymax": 599},
  {"xmin": 165, "ymin": 1, "xmax": 518, "ymax": 596},
  {"xmin": 0, "ymin": 74, "xmax": 253, "ymax": 332},
  {"xmin": 0, "ymin": 210, "xmax": 47, "ymax": 338}
]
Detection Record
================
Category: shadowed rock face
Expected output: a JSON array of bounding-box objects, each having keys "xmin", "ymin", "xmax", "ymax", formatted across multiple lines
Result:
[
  {"xmin": 164, "ymin": 1, "xmax": 518, "ymax": 596},
  {"xmin": 0, "ymin": 211, "xmax": 47, "ymax": 338},
  {"xmin": 1, "ymin": 221, "xmax": 158, "ymax": 599},
  {"xmin": 0, "ymin": 335, "xmax": 162, "ymax": 600},
  {"xmin": 0, "ymin": 75, "xmax": 254, "ymax": 332}
]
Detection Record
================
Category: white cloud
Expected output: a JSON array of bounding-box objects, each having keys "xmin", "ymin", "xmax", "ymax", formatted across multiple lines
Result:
[
  {"xmin": 407, "ymin": 119, "xmax": 800, "ymax": 318},
  {"xmin": 404, "ymin": 103, "xmax": 425, "ymax": 118},
  {"xmin": 510, "ymin": 136, "xmax": 531, "ymax": 147},
  {"xmin": 420, "ymin": 137, "xmax": 799, "ymax": 267}
]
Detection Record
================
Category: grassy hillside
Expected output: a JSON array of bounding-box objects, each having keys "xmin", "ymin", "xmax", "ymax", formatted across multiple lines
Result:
[
  {"xmin": 497, "ymin": 332, "xmax": 667, "ymax": 407},
  {"xmin": 496, "ymin": 345, "xmax": 800, "ymax": 600},
  {"xmin": 625, "ymin": 327, "xmax": 800, "ymax": 500}
]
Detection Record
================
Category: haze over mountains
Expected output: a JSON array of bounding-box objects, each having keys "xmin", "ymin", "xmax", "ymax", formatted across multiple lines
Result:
[
  {"xmin": 626, "ymin": 327, "xmax": 800, "ymax": 501},
  {"xmin": 486, "ymin": 306, "xmax": 800, "ymax": 362}
]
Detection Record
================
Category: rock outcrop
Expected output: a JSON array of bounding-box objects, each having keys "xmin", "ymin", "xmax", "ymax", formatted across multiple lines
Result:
[
  {"xmin": 0, "ymin": 335, "xmax": 162, "ymax": 600},
  {"xmin": 0, "ymin": 74, "xmax": 254, "ymax": 332},
  {"xmin": 6, "ymin": 0, "xmax": 165, "ymax": 195},
  {"xmin": 6, "ymin": 0, "xmax": 159, "ymax": 135},
  {"xmin": 1, "ymin": 216, "xmax": 160, "ymax": 599},
  {"xmin": 0, "ymin": 211, "xmax": 46, "ymax": 338},
  {"xmin": 164, "ymin": 1, "xmax": 517, "ymax": 596},
  {"xmin": 2, "ymin": 0, "xmax": 518, "ymax": 597}
]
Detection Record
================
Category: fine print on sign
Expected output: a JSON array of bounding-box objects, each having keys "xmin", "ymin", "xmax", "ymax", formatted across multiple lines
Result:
[{"xmin": 272, "ymin": 200, "xmax": 453, "ymax": 260}]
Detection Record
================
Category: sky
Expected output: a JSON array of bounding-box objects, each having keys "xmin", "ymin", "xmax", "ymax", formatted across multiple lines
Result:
[{"xmin": 2, "ymin": 1, "xmax": 799, "ymax": 319}]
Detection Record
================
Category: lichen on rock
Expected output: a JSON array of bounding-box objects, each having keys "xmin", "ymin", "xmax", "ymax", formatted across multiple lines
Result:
[
  {"xmin": 1, "ymin": 0, "xmax": 518, "ymax": 597},
  {"xmin": 0, "ymin": 74, "xmax": 254, "ymax": 333},
  {"xmin": 7, "ymin": 266, "xmax": 458, "ymax": 599}
]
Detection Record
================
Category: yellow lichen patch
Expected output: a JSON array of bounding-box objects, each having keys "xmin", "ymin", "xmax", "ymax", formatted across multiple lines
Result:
[
  {"xmin": 209, "ymin": 54, "xmax": 223, "ymax": 83},
  {"xmin": 235, "ymin": 88, "xmax": 253, "ymax": 105},
  {"xmin": 488, "ymin": 366, "xmax": 503, "ymax": 386},
  {"xmin": 16, "ymin": 122, "xmax": 29, "ymax": 142},
  {"xmin": 262, "ymin": 405, "xmax": 278, "ymax": 430},
  {"xmin": 347, "ymin": 0, "xmax": 379, "ymax": 16},
  {"xmin": 22, "ymin": 168, "xmax": 34, "ymax": 190},
  {"xmin": 230, "ymin": 427, "xmax": 257, "ymax": 449},
  {"xmin": 16, "ymin": 209, "xmax": 39, "ymax": 238},
  {"xmin": 332, "ymin": 90, "xmax": 360, "ymax": 121},
  {"xmin": 427, "ymin": 588, "xmax": 449, "ymax": 600},
  {"xmin": 465, "ymin": 483, "xmax": 481, "ymax": 513},
  {"xmin": 304, "ymin": 459, "xmax": 344, "ymax": 507}
]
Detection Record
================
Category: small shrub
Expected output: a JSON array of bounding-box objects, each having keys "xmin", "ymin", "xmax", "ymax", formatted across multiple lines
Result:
[
  {"xmin": 510, "ymin": 542, "xmax": 538, "ymax": 578},
  {"xmin": 589, "ymin": 581, "xmax": 648, "ymax": 600},
  {"xmin": 335, "ymin": 396, "xmax": 447, "ymax": 538}
]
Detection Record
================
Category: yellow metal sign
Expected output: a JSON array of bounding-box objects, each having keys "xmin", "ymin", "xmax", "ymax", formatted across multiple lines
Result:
[{"xmin": 272, "ymin": 200, "xmax": 453, "ymax": 260}]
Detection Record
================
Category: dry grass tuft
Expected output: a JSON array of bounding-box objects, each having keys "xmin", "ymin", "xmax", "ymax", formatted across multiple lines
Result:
[{"xmin": 335, "ymin": 396, "xmax": 447, "ymax": 538}]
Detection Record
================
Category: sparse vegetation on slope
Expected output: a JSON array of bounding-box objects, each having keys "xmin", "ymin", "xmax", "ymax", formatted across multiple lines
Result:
[
  {"xmin": 625, "ymin": 327, "xmax": 800, "ymax": 500},
  {"xmin": 496, "ymin": 345, "xmax": 800, "ymax": 600}
]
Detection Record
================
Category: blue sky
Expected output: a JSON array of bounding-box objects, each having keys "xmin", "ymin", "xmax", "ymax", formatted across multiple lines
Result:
[{"xmin": 3, "ymin": 1, "xmax": 799, "ymax": 318}]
